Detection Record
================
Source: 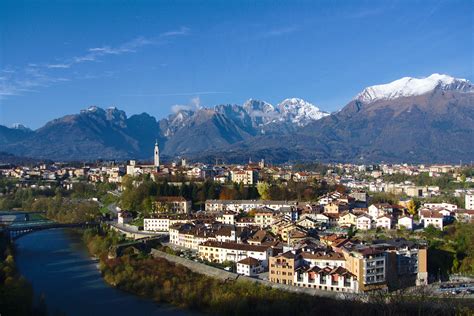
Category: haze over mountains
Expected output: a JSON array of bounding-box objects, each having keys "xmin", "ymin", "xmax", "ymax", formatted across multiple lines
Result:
[{"xmin": 1, "ymin": 74, "xmax": 473, "ymax": 163}]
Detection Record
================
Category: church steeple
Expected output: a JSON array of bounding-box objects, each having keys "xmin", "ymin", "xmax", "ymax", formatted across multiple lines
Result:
[{"xmin": 154, "ymin": 140, "xmax": 160, "ymax": 168}]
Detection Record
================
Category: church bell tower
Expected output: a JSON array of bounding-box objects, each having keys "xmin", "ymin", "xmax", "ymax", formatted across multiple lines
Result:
[{"xmin": 154, "ymin": 140, "xmax": 160, "ymax": 168}]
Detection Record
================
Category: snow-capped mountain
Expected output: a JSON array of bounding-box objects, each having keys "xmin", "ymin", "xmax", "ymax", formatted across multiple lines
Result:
[
  {"xmin": 164, "ymin": 97, "xmax": 328, "ymax": 137},
  {"xmin": 242, "ymin": 99, "xmax": 278, "ymax": 126},
  {"xmin": 277, "ymin": 98, "xmax": 329, "ymax": 126},
  {"xmin": 356, "ymin": 73, "xmax": 473, "ymax": 103}
]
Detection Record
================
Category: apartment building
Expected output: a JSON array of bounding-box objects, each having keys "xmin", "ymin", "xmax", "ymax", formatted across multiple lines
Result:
[
  {"xmin": 465, "ymin": 192, "xmax": 474, "ymax": 210},
  {"xmin": 169, "ymin": 223, "xmax": 215, "ymax": 250},
  {"xmin": 205, "ymin": 200, "xmax": 297, "ymax": 213},
  {"xmin": 143, "ymin": 215, "xmax": 189, "ymax": 232},
  {"xmin": 255, "ymin": 208, "xmax": 275, "ymax": 228},
  {"xmin": 198, "ymin": 241, "xmax": 272, "ymax": 266},
  {"xmin": 342, "ymin": 245, "xmax": 387, "ymax": 292},
  {"xmin": 269, "ymin": 250, "xmax": 358, "ymax": 292},
  {"xmin": 231, "ymin": 169, "xmax": 258, "ymax": 185}
]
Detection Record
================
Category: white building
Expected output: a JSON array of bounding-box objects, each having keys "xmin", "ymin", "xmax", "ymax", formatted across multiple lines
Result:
[
  {"xmin": 198, "ymin": 241, "xmax": 273, "ymax": 266},
  {"xmin": 143, "ymin": 216, "xmax": 189, "ymax": 232},
  {"xmin": 231, "ymin": 169, "xmax": 258, "ymax": 185},
  {"xmin": 420, "ymin": 210, "xmax": 444, "ymax": 230},
  {"xmin": 117, "ymin": 211, "xmax": 133, "ymax": 224},
  {"xmin": 375, "ymin": 215, "xmax": 392, "ymax": 230},
  {"xmin": 356, "ymin": 214, "xmax": 373, "ymax": 231},
  {"xmin": 466, "ymin": 192, "xmax": 474, "ymax": 210},
  {"xmin": 205, "ymin": 200, "xmax": 297, "ymax": 213},
  {"xmin": 236, "ymin": 257, "xmax": 264, "ymax": 276},
  {"xmin": 423, "ymin": 202, "xmax": 457, "ymax": 212},
  {"xmin": 154, "ymin": 140, "xmax": 160, "ymax": 168},
  {"xmin": 216, "ymin": 212, "xmax": 236, "ymax": 225},
  {"xmin": 397, "ymin": 216, "xmax": 413, "ymax": 230}
]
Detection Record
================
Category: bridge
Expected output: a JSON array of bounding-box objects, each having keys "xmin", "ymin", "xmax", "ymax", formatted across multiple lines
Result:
[{"xmin": 1, "ymin": 220, "xmax": 99, "ymax": 241}]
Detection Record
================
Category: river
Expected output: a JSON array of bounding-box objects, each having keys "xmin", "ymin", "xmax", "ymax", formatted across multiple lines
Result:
[{"xmin": 15, "ymin": 228, "xmax": 192, "ymax": 316}]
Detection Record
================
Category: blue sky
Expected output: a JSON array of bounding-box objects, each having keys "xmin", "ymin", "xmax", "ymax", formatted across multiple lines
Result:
[{"xmin": 0, "ymin": 0, "xmax": 472, "ymax": 128}]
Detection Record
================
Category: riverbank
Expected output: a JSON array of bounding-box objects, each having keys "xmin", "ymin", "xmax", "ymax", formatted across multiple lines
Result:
[
  {"xmin": 12, "ymin": 228, "xmax": 191, "ymax": 316},
  {"xmin": 0, "ymin": 232, "xmax": 44, "ymax": 316},
  {"xmin": 84, "ymin": 228, "xmax": 473, "ymax": 315}
]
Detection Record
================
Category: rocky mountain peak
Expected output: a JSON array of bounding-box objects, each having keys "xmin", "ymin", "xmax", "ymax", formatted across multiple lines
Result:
[{"xmin": 356, "ymin": 73, "xmax": 473, "ymax": 103}]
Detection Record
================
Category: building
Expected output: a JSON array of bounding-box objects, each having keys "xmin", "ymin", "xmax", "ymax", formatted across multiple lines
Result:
[
  {"xmin": 198, "ymin": 241, "xmax": 273, "ymax": 266},
  {"xmin": 466, "ymin": 192, "xmax": 474, "ymax": 210},
  {"xmin": 231, "ymin": 169, "xmax": 258, "ymax": 185},
  {"xmin": 371, "ymin": 239, "xmax": 428, "ymax": 288},
  {"xmin": 356, "ymin": 214, "xmax": 373, "ymax": 231},
  {"xmin": 375, "ymin": 215, "xmax": 393, "ymax": 230},
  {"xmin": 143, "ymin": 215, "xmax": 189, "ymax": 232},
  {"xmin": 339, "ymin": 212, "xmax": 357, "ymax": 227},
  {"xmin": 153, "ymin": 196, "xmax": 191, "ymax": 214},
  {"xmin": 269, "ymin": 251, "xmax": 298, "ymax": 285},
  {"xmin": 455, "ymin": 209, "xmax": 474, "ymax": 223},
  {"xmin": 236, "ymin": 257, "xmax": 264, "ymax": 276},
  {"xmin": 216, "ymin": 212, "xmax": 236, "ymax": 225},
  {"xmin": 342, "ymin": 245, "xmax": 387, "ymax": 292},
  {"xmin": 117, "ymin": 211, "xmax": 133, "ymax": 224},
  {"xmin": 205, "ymin": 200, "xmax": 297, "ymax": 213},
  {"xmin": 368, "ymin": 203, "xmax": 393, "ymax": 219},
  {"xmin": 420, "ymin": 210, "xmax": 444, "ymax": 230},
  {"xmin": 154, "ymin": 140, "xmax": 160, "ymax": 168},
  {"xmin": 423, "ymin": 203, "xmax": 457, "ymax": 212},
  {"xmin": 169, "ymin": 223, "xmax": 215, "ymax": 250},
  {"xmin": 397, "ymin": 216, "xmax": 413, "ymax": 230},
  {"xmin": 254, "ymin": 208, "xmax": 275, "ymax": 228},
  {"xmin": 269, "ymin": 250, "xmax": 359, "ymax": 293}
]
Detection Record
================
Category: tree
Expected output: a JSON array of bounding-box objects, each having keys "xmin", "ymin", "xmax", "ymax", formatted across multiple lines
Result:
[
  {"xmin": 407, "ymin": 199, "xmax": 418, "ymax": 216},
  {"xmin": 257, "ymin": 182, "xmax": 270, "ymax": 200}
]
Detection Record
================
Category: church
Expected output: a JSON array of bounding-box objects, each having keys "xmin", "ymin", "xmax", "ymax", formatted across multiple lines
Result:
[{"xmin": 126, "ymin": 140, "xmax": 160, "ymax": 176}]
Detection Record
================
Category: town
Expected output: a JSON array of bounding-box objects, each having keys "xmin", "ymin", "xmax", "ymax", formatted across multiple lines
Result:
[{"xmin": 1, "ymin": 141, "xmax": 473, "ymax": 298}]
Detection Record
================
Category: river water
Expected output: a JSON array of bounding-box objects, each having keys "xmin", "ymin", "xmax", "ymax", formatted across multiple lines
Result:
[{"xmin": 15, "ymin": 228, "xmax": 192, "ymax": 316}]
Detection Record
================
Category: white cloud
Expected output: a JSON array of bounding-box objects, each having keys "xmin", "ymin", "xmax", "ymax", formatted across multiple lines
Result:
[
  {"xmin": 259, "ymin": 26, "xmax": 298, "ymax": 38},
  {"xmin": 171, "ymin": 96, "xmax": 203, "ymax": 113},
  {"xmin": 0, "ymin": 27, "xmax": 190, "ymax": 99}
]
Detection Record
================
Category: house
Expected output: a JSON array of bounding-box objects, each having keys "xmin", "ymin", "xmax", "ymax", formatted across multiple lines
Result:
[
  {"xmin": 368, "ymin": 203, "xmax": 393, "ymax": 219},
  {"xmin": 117, "ymin": 211, "xmax": 133, "ymax": 225},
  {"xmin": 455, "ymin": 209, "xmax": 474, "ymax": 223},
  {"xmin": 375, "ymin": 215, "xmax": 392, "ymax": 230},
  {"xmin": 324, "ymin": 202, "xmax": 349, "ymax": 214},
  {"xmin": 237, "ymin": 257, "xmax": 264, "ymax": 276},
  {"xmin": 420, "ymin": 210, "xmax": 444, "ymax": 230},
  {"xmin": 339, "ymin": 212, "xmax": 357, "ymax": 228},
  {"xmin": 153, "ymin": 196, "xmax": 191, "ymax": 214},
  {"xmin": 247, "ymin": 230, "xmax": 275, "ymax": 245},
  {"xmin": 216, "ymin": 212, "xmax": 236, "ymax": 225},
  {"xmin": 296, "ymin": 217, "xmax": 319, "ymax": 229},
  {"xmin": 356, "ymin": 214, "xmax": 373, "ymax": 231},
  {"xmin": 397, "ymin": 216, "xmax": 413, "ymax": 230}
]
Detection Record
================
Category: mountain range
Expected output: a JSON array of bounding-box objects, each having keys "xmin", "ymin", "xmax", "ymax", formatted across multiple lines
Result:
[{"xmin": 1, "ymin": 73, "xmax": 473, "ymax": 163}]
